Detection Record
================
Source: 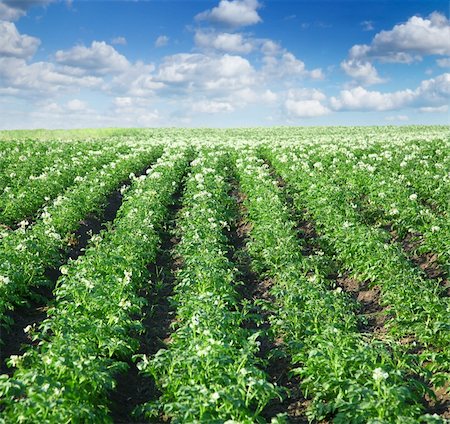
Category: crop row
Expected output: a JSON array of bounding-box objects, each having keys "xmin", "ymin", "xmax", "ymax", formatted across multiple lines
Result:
[
  {"xmin": 265, "ymin": 148, "xmax": 449, "ymax": 377},
  {"xmin": 296, "ymin": 140, "xmax": 449, "ymax": 275},
  {"xmin": 234, "ymin": 151, "xmax": 437, "ymax": 423},
  {"xmin": 0, "ymin": 146, "xmax": 162, "ymax": 331},
  {"xmin": 137, "ymin": 149, "xmax": 280, "ymax": 422},
  {"xmin": 0, "ymin": 140, "xmax": 69, "ymax": 196},
  {"xmin": 0, "ymin": 146, "xmax": 189, "ymax": 423},
  {"xmin": 0, "ymin": 141, "xmax": 134, "ymax": 226}
]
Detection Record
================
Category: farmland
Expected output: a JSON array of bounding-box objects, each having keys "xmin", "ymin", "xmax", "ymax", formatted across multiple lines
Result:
[{"xmin": 0, "ymin": 126, "xmax": 449, "ymax": 423}]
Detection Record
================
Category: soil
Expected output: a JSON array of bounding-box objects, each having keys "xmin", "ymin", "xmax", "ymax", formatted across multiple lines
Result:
[
  {"xmin": 391, "ymin": 230, "xmax": 449, "ymax": 295},
  {"xmin": 270, "ymin": 166, "xmax": 323, "ymax": 257},
  {"xmin": 335, "ymin": 274, "xmax": 389, "ymax": 335},
  {"xmin": 425, "ymin": 383, "xmax": 450, "ymax": 419},
  {"xmin": 0, "ymin": 286, "xmax": 51, "ymax": 375},
  {"xmin": 109, "ymin": 186, "xmax": 184, "ymax": 424},
  {"xmin": 230, "ymin": 182, "xmax": 312, "ymax": 423}
]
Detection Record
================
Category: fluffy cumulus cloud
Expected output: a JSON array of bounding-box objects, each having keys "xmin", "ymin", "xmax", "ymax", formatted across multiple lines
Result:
[
  {"xmin": 196, "ymin": 0, "xmax": 262, "ymax": 28},
  {"xmin": 0, "ymin": 21, "xmax": 40, "ymax": 59},
  {"xmin": 263, "ymin": 51, "xmax": 324, "ymax": 80},
  {"xmin": 284, "ymin": 88, "xmax": 330, "ymax": 118},
  {"xmin": 55, "ymin": 41, "xmax": 130, "ymax": 75},
  {"xmin": 366, "ymin": 12, "xmax": 450, "ymax": 62},
  {"xmin": 342, "ymin": 12, "xmax": 450, "ymax": 85},
  {"xmin": 340, "ymin": 59, "xmax": 384, "ymax": 86},
  {"xmin": 0, "ymin": 23, "xmax": 104, "ymax": 96},
  {"xmin": 0, "ymin": 0, "xmax": 327, "ymax": 125},
  {"xmin": 0, "ymin": 0, "xmax": 55, "ymax": 21},
  {"xmin": 331, "ymin": 73, "xmax": 450, "ymax": 111},
  {"xmin": 156, "ymin": 53, "xmax": 255, "ymax": 92},
  {"xmin": 0, "ymin": 57, "xmax": 103, "ymax": 96},
  {"xmin": 195, "ymin": 31, "xmax": 253, "ymax": 54},
  {"xmin": 3, "ymin": 95, "xmax": 162, "ymax": 130},
  {"xmin": 109, "ymin": 62, "xmax": 165, "ymax": 98}
]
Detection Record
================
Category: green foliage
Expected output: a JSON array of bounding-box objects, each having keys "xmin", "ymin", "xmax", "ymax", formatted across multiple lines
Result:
[
  {"xmin": 0, "ymin": 147, "xmax": 188, "ymax": 422},
  {"xmin": 136, "ymin": 149, "xmax": 281, "ymax": 422},
  {"xmin": 0, "ymin": 127, "xmax": 448, "ymax": 423}
]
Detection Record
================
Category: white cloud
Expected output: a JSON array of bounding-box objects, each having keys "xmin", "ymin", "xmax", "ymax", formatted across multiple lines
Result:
[
  {"xmin": 39, "ymin": 99, "xmax": 95, "ymax": 118},
  {"xmin": 285, "ymin": 99, "xmax": 330, "ymax": 118},
  {"xmin": 419, "ymin": 105, "xmax": 448, "ymax": 113},
  {"xmin": 331, "ymin": 86, "xmax": 415, "ymax": 111},
  {"xmin": 263, "ymin": 51, "xmax": 323, "ymax": 80},
  {"xmin": 8, "ymin": 95, "xmax": 162, "ymax": 130},
  {"xmin": 437, "ymin": 57, "xmax": 450, "ymax": 68},
  {"xmin": 369, "ymin": 12, "xmax": 450, "ymax": 61},
  {"xmin": 195, "ymin": 31, "xmax": 253, "ymax": 54},
  {"xmin": 346, "ymin": 12, "xmax": 450, "ymax": 65},
  {"xmin": 111, "ymin": 36, "xmax": 127, "ymax": 46},
  {"xmin": 66, "ymin": 99, "xmax": 88, "ymax": 112},
  {"xmin": 227, "ymin": 87, "xmax": 277, "ymax": 105},
  {"xmin": 196, "ymin": 0, "xmax": 262, "ymax": 28},
  {"xmin": 309, "ymin": 68, "xmax": 325, "ymax": 80},
  {"xmin": 331, "ymin": 73, "xmax": 450, "ymax": 111},
  {"xmin": 342, "ymin": 12, "xmax": 450, "ymax": 85},
  {"xmin": 155, "ymin": 35, "xmax": 169, "ymax": 48},
  {"xmin": 55, "ymin": 41, "xmax": 130, "ymax": 75},
  {"xmin": 341, "ymin": 59, "xmax": 385, "ymax": 85},
  {"xmin": 261, "ymin": 89, "xmax": 278, "ymax": 103},
  {"xmin": 113, "ymin": 97, "xmax": 134, "ymax": 108},
  {"xmin": 285, "ymin": 89, "xmax": 330, "ymax": 118},
  {"xmin": 279, "ymin": 52, "xmax": 306, "ymax": 74},
  {"xmin": 122, "ymin": 73, "xmax": 165, "ymax": 97},
  {"xmin": 0, "ymin": 0, "xmax": 55, "ymax": 21},
  {"xmin": 156, "ymin": 53, "xmax": 255, "ymax": 92},
  {"xmin": 113, "ymin": 96, "xmax": 153, "ymax": 110},
  {"xmin": 108, "ymin": 62, "xmax": 164, "ymax": 97},
  {"xmin": 260, "ymin": 39, "xmax": 281, "ymax": 56},
  {"xmin": 111, "ymin": 98, "xmax": 161, "ymax": 126},
  {"xmin": 287, "ymin": 88, "xmax": 326, "ymax": 102},
  {"xmin": 0, "ymin": 57, "xmax": 103, "ymax": 95},
  {"xmin": 191, "ymin": 99, "xmax": 234, "ymax": 113},
  {"xmin": 0, "ymin": 3, "xmax": 24, "ymax": 21},
  {"xmin": 417, "ymin": 72, "xmax": 450, "ymax": 103},
  {"xmin": 0, "ymin": 21, "xmax": 40, "ymax": 59}
]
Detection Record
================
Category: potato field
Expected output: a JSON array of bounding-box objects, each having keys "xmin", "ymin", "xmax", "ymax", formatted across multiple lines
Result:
[{"xmin": 0, "ymin": 126, "xmax": 448, "ymax": 424}]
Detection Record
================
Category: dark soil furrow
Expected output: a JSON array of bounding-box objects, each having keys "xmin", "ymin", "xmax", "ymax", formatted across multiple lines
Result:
[
  {"xmin": 392, "ymin": 230, "xmax": 449, "ymax": 295},
  {"xmin": 109, "ymin": 186, "xmax": 184, "ymax": 424},
  {"xmin": 425, "ymin": 383, "xmax": 450, "ymax": 420},
  {"xmin": 268, "ymin": 166, "xmax": 391, "ymax": 338},
  {"xmin": 229, "ymin": 183, "xmax": 309, "ymax": 423},
  {"xmin": 334, "ymin": 274, "xmax": 389, "ymax": 335},
  {"xmin": 271, "ymin": 170, "xmax": 323, "ymax": 257}
]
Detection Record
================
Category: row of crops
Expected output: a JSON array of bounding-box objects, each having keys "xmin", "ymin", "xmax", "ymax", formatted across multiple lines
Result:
[{"xmin": 0, "ymin": 127, "xmax": 448, "ymax": 423}]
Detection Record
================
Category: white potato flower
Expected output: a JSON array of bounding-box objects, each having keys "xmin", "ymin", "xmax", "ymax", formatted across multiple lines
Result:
[{"xmin": 373, "ymin": 367, "xmax": 388, "ymax": 382}]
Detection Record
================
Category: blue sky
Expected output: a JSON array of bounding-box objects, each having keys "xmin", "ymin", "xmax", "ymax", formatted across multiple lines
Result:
[{"xmin": 0, "ymin": 0, "xmax": 449, "ymax": 128}]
